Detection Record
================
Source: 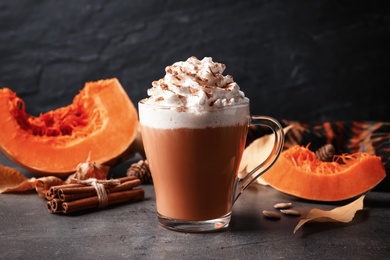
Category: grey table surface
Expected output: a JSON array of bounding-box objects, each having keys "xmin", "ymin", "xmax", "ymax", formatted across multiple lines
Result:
[{"xmin": 0, "ymin": 153, "xmax": 389, "ymax": 260}]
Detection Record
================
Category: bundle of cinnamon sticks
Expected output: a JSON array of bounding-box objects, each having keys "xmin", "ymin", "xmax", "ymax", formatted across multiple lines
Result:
[{"xmin": 45, "ymin": 176, "xmax": 144, "ymax": 214}]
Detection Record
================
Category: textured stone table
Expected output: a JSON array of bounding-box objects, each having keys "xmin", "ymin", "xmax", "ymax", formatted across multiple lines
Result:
[{"xmin": 0, "ymin": 153, "xmax": 389, "ymax": 260}]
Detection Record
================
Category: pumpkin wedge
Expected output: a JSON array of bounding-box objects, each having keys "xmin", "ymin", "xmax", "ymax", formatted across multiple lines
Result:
[
  {"xmin": 0, "ymin": 78, "xmax": 139, "ymax": 177},
  {"xmin": 261, "ymin": 145, "xmax": 386, "ymax": 201}
]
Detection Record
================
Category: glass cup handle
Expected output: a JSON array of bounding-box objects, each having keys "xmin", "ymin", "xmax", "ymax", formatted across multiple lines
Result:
[{"xmin": 233, "ymin": 116, "xmax": 284, "ymax": 203}]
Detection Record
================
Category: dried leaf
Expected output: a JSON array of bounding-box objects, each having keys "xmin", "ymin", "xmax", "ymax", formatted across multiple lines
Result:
[
  {"xmin": 0, "ymin": 164, "xmax": 66, "ymax": 197},
  {"xmin": 0, "ymin": 164, "xmax": 36, "ymax": 193},
  {"xmin": 238, "ymin": 125, "xmax": 293, "ymax": 181},
  {"xmin": 293, "ymin": 195, "xmax": 365, "ymax": 233},
  {"xmin": 0, "ymin": 155, "xmax": 108, "ymax": 198},
  {"xmin": 35, "ymin": 176, "xmax": 66, "ymax": 198}
]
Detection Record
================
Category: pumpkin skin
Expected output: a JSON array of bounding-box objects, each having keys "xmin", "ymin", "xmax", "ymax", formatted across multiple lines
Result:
[
  {"xmin": 0, "ymin": 78, "xmax": 139, "ymax": 177},
  {"xmin": 261, "ymin": 145, "xmax": 386, "ymax": 201}
]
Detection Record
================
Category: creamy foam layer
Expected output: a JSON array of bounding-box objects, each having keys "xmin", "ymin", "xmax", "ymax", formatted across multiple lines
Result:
[
  {"xmin": 143, "ymin": 56, "xmax": 249, "ymax": 112},
  {"xmin": 139, "ymin": 102, "xmax": 249, "ymax": 129}
]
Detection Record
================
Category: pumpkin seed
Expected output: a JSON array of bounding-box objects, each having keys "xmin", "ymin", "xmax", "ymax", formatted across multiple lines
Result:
[
  {"xmin": 273, "ymin": 202, "xmax": 292, "ymax": 209},
  {"xmin": 262, "ymin": 210, "xmax": 281, "ymax": 219},
  {"xmin": 280, "ymin": 209, "xmax": 301, "ymax": 216}
]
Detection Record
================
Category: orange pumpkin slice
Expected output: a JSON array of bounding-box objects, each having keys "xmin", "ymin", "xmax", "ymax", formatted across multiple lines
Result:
[
  {"xmin": 0, "ymin": 78, "xmax": 139, "ymax": 177},
  {"xmin": 261, "ymin": 145, "xmax": 386, "ymax": 201}
]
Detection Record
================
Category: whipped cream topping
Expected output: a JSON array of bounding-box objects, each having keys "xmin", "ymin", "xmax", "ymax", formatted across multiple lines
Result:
[{"xmin": 142, "ymin": 56, "xmax": 249, "ymax": 112}]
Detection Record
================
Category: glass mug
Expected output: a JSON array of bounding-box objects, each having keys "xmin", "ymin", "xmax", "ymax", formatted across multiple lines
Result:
[{"xmin": 138, "ymin": 101, "xmax": 284, "ymax": 232}]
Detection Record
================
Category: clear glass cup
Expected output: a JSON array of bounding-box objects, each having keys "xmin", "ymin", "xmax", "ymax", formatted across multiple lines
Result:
[{"xmin": 138, "ymin": 101, "xmax": 284, "ymax": 232}]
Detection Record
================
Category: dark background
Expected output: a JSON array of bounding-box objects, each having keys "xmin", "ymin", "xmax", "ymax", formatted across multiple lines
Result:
[{"xmin": 0, "ymin": 0, "xmax": 389, "ymax": 121}]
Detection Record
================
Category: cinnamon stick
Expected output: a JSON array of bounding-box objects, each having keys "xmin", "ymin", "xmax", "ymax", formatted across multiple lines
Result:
[
  {"xmin": 47, "ymin": 198, "xmax": 63, "ymax": 213},
  {"xmin": 46, "ymin": 183, "xmax": 84, "ymax": 200},
  {"xmin": 45, "ymin": 176, "xmax": 144, "ymax": 214},
  {"xmin": 66, "ymin": 176, "xmax": 138, "ymax": 185},
  {"xmin": 59, "ymin": 191, "xmax": 97, "ymax": 202},
  {"xmin": 46, "ymin": 176, "xmax": 140, "ymax": 201},
  {"xmin": 58, "ymin": 178, "xmax": 141, "ymax": 202},
  {"xmin": 61, "ymin": 188, "xmax": 145, "ymax": 214},
  {"xmin": 107, "ymin": 178, "xmax": 141, "ymax": 193}
]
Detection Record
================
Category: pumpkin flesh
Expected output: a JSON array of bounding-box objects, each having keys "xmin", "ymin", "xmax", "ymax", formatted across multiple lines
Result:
[
  {"xmin": 0, "ymin": 78, "xmax": 138, "ymax": 177},
  {"xmin": 261, "ymin": 145, "xmax": 386, "ymax": 201}
]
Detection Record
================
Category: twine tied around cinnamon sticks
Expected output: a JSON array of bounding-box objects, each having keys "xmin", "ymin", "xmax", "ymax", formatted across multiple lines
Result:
[
  {"xmin": 45, "ymin": 176, "xmax": 144, "ymax": 214},
  {"xmin": 71, "ymin": 178, "xmax": 120, "ymax": 208}
]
